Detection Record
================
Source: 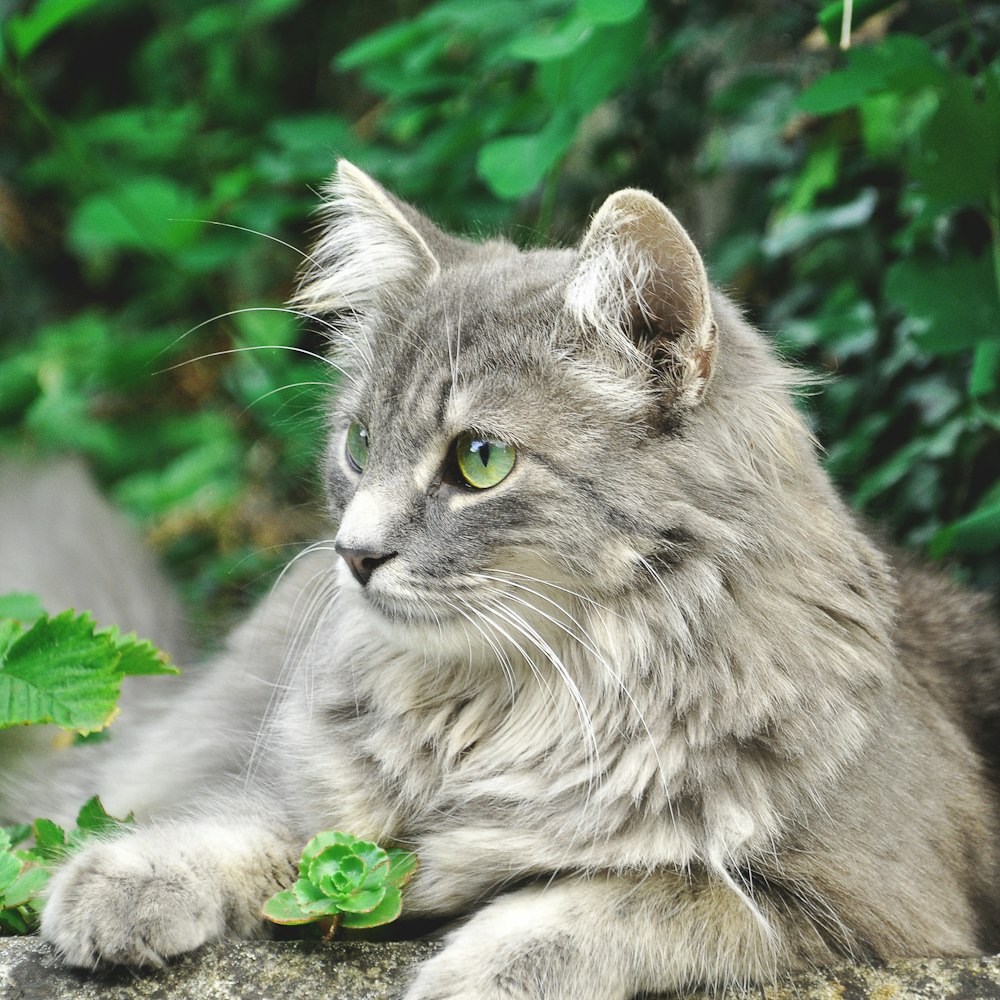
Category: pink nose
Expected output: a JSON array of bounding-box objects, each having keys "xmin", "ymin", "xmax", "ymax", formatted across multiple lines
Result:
[{"xmin": 334, "ymin": 543, "xmax": 397, "ymax": 587}]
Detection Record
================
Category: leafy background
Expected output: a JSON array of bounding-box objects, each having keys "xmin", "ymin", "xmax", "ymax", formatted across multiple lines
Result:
[{"xmin": 1, "ymin": 0, "xmax": 998, "ymax": 639}]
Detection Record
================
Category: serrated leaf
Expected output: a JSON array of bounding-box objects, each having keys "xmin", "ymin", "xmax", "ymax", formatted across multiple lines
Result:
[
  {"xmin": 0, "ymin": 612, "xmax": 124, "ymax": 733},
  {"xmin": 3, "ymin": 866, "xmax": 49, "ymax": 908},
  {"xmin": 31, "ymin": 819, "xmax": 67, "ymax": 861},
  {"xmin": 73, "ymin": 796, "xmax": 133, "ymax": 838},
  {"xmin": 339, "ymin": 886, "xmax": 402, "ymax": 929},
  {"xmin": 98, "ymin": 627, "xmax": 177, "ymax": 677},
  {"xmin": 0, "ymin": 852, "xmax": 22, "ymax": 892}
]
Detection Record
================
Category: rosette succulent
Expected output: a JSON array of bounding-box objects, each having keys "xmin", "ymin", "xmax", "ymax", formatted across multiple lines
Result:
[{"xmin": 263, "ymin": 831, "xmax": 417, "ymax": 935}]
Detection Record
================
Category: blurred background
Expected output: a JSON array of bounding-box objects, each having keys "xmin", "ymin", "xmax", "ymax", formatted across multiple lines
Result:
[{"xmin": 0, "ymin": 0, "xmax": 998, "ymax": 640}]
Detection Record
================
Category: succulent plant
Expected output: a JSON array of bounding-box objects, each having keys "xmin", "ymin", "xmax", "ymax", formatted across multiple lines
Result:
[{"xmin": 262, "ymin": 831, "xmax": 417, "ymax": 935}]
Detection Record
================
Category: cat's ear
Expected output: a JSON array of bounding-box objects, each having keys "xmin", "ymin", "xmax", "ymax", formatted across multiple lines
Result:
[
  {"xmin": 295, "ymin": 160, "xmax": 454, "ymax": 317},
  {"xmin": 566, "ymin": 189, "xmax": 716, "ymax": 408}
]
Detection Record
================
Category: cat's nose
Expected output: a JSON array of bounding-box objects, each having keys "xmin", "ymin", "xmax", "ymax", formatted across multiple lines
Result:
[{"xmin": 335, "ymin": 543, "xmax": 397, "ymax": 587}]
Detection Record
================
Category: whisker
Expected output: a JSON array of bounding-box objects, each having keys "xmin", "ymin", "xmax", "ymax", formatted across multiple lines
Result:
[{"xmin": 168, "ymin": 219, "xmax": 325, "ymax": 269}]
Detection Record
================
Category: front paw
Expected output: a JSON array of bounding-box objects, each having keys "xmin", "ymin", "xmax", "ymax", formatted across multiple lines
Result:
[
  {"xmin": 405, "ymin": 921, "xmax": 625, "ymax": 1000},
  {"xmin": 42, "ymin": 839, "xmax": 226, "ymax": 968}
]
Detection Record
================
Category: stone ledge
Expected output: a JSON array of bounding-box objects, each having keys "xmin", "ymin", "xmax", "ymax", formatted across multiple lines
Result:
[{"xmin": 1, "ymin": 938, "xmax": 999, "ymax": 999}]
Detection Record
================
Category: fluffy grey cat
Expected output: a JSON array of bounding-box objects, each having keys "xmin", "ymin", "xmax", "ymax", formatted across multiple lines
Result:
[{"xmin": 5, "ymin": 160, "xmax": 1000, "ymax": 998}]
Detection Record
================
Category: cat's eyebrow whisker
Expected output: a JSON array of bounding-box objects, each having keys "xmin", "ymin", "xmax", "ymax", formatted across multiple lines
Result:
[
  {"xmin": 238, "ymin": 380, "xmax": 332, "ymax": 417},
  {"xmin": 160, "ymin": 305, "xmax": 343, "ymax": 357},
  {"xmin": 169, "ymin": 218, "xmax": 325, "ymax": 269},
  {"xmin": 158, "ymin": 344, "xmax": 358, "ymax": 387}
]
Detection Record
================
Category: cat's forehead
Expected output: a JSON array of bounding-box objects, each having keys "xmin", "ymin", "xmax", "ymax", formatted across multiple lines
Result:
[{"xmin": 386, "ymin": 245, "xmax": 574, "ymax": 353}]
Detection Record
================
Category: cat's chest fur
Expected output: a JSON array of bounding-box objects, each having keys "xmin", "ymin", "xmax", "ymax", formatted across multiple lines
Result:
[{"xmin": 271, "ymin": 586, "xmax": 762, "ymax": 909}]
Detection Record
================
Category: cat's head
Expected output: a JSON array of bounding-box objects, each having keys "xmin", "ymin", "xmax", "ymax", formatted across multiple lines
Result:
[{"xmin": 295, "ymin": 161, "xmax": 805, "ymax": 647}]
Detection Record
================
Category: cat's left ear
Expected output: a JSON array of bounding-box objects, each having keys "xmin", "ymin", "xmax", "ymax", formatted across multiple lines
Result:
[
  {"xmin": 566, "ymin": 189, "xmax": 716, "ymax": 408},
  {"xmin": 294, "ymin": 160, "xmax": 468, "ymax": 319}
]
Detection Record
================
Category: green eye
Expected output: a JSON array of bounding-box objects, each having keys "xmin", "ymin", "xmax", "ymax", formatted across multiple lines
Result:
[
  {"xmin": 346, "ymin": 421, "xmax": 369, "ymax": 472},
  {"xmin": 455, "ymin": 431, "xmax": 515, "ymax": 489}
]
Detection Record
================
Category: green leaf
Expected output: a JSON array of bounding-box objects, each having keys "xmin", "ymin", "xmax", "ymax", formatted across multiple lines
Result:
[
  {"xmin": 797, "ymin": 35, "xmax": 943, "ymax": 116},
  {"xmin": 764, "ymin": 188, "xmax": 878, "ymax": 257},
  {"xmin": 477, "ymin": 110, "xmax": 578, "ymax": 199},
  {"xmin": 97, "ymin": 628, "xmax": 176, "ymax": 677},
  {"xmin": 72, "ymin": 796, "xmax": 133, "ymax": 839},
  {"xmin": 340, "ymin": 886, "xmax": 402, "ymax": 929},
  {"xmin": 261, "ymin": 889, "xmax": 318, "ymax": 926},
  {"xmin": 930, "ymin": 497, "xmax": 1000, "ymax": 558},
  {"xmin": 6, "ymin": 0, "xmax": 104, "ymax": 59},
  {"xmin": 0, "ymin": 594, "xmax": 45, "ymax": 624},
  {"xmin": 971, "ymin": 340, "xmax": 1000, "ymax": 399},
  {"xmin": 910, "ymin": 75, "xmax": 1000, "ymax": 205},
  {"xmin": 507, "ymin": 16, "xmax": 592, "ymax": 62},
  {"xmin": 0, "ymin": 852, "xmax": 22, "ymax": 892},
  {"xmin": 30, "ymin": 819, "xmax": 67, "ymax": 862},
  {"xmin": 1, "ymin": 826, "xmax": 32, "ymax": 850},
  {"xmin": 67, "ymin": 178, "xmax": 203, "ymax": 266},
  {"xmin": 884, "ymin": 253, "xmax": 1000, "ymax": 354},
  {"xmin": 578, "ymin": 0, "xmax": 643, "ymax": 25},
  {"xmin": 0, "ymin": 611, "xmax": 171, "ymax": 733},
  {"xmin": 335, "ymin": 19, "xmax": 426, "ymax": 70},
  {"xmin": 3, "ymin": 866, "xmax": 50, "ymax": 908},
  {"xmin": 536, "ymin": 12, "xmax": 648, "ymax": 114},
  {"xmin": 331, "ymin": 886, "xmax": 385, "ymax": 915},
  {"xmin": 385, "ymin": 849, "xmax": 418, "ymax": 888}
]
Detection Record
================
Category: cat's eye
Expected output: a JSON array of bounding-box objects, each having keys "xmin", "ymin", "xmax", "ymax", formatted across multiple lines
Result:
[
  {"xmin": 454, "ymin": 431, "xmax": 515, "ymax": 489},
  {"xmin": 346, "ymin": 421, "xmax": 369, "ymax": 472}
]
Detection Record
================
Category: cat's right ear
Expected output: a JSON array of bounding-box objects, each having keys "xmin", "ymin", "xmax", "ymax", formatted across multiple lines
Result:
[
  {"xmin": 566, "ymin": 189, "xmax": 717, "ymax": 409},
  {"xmin": 294, "ymin": 160, "xmax": 456, "ymax": 318}
]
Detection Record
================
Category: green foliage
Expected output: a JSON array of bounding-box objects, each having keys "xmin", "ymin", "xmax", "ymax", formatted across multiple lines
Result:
[
  {"xmin": 1, "ymin": 0, "xmax": 998, "ymax": 608},
  {"xmin": 263, "ymin": 832, "xmax": 417, "ymax": 935},
  {"xmin": 0, "ymin": 594, "xmax": 177, "ymax": 734},
  {"xmin": 0, "ymin": 797, "xmax": 131, "ymax": 935}
]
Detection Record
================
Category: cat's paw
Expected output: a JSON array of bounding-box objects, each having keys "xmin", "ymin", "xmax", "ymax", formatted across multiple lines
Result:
[
  {"xmin": 41, "ymin": 838, "xmax": 226, "ymax": 968},
  {"xmin": 404, "ymin": 896, "xmax": 627, "ymax": 1000}
]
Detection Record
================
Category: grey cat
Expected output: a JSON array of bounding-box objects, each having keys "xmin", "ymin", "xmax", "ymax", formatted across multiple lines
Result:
[{"xmin": 6, "ymin": 160, "xmax": 1000, "ymax": 998}]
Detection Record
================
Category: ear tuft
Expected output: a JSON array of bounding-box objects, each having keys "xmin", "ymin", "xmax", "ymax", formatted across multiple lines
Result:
[
  {"xmin": 293, "ymin": 160, "xmax": 440, "ymax": 318},
  {"xmin": 566, "ymin": 189, "xmax": 716, "ymax": 407}
]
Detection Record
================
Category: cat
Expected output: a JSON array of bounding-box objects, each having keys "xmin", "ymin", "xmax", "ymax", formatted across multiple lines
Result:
[{"xmin": 7, "ymin": 160, "xmax": 1000, "ymax": 999}]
